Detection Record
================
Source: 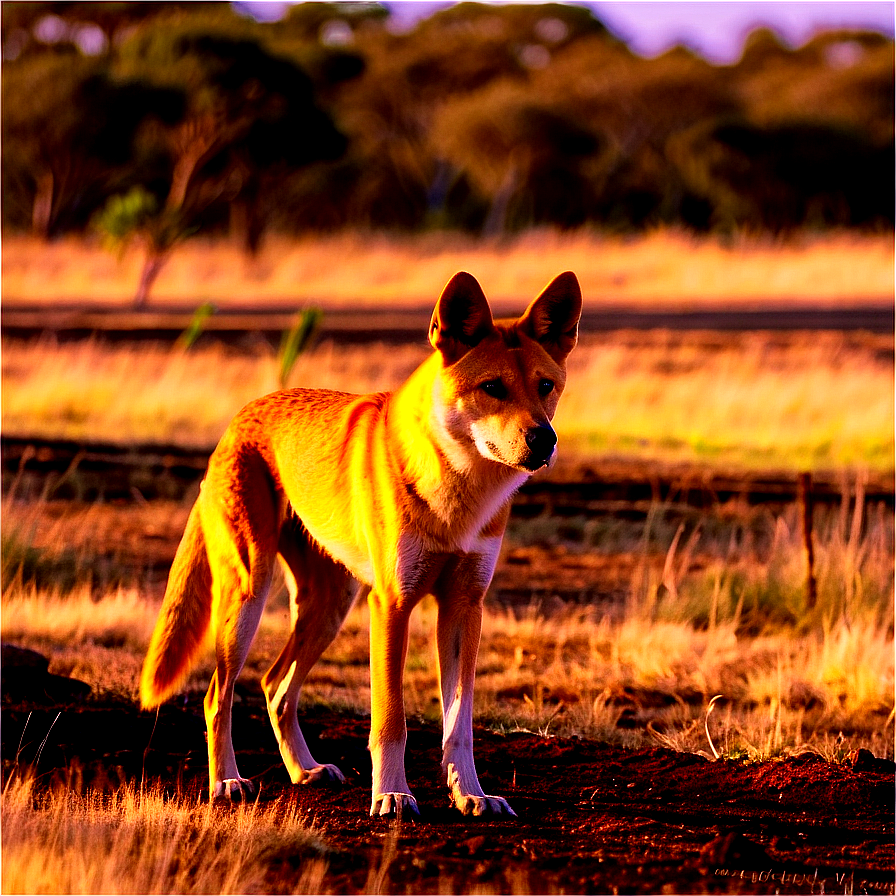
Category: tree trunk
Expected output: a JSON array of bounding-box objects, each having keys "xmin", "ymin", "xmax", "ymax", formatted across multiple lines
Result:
[
  {"xmin": 134, "ymin": 246, "xmax": 167, "ymax": 310},
  {"xmin": 32, "ymin": 171, "xmax": 54, "ymax": 238}
]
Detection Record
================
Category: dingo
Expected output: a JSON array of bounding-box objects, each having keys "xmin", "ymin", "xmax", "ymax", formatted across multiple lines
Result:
[{"xmin": 141, "ymin": 271, "xmax": 581, "ymax": 817}]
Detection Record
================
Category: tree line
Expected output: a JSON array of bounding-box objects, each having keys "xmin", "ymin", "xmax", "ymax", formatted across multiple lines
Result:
[{"xmin": 3, "ymin": 1, "xmax": 893, "ymax": 250}]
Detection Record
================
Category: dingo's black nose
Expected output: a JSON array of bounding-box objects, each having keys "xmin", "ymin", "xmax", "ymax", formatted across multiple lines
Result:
[{"xmin": 525, "ymin": 425, "xmax": 557, "ymax": 466}]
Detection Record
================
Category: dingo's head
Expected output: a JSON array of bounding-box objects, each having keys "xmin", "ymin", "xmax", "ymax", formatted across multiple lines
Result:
[{"xmin": 429, "ymin": 271, "xmax": 581, "ymax": 473}]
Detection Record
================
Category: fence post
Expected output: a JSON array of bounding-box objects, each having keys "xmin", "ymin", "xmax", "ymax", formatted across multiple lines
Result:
[{"xmin": 798, "ymin": 472, "xmax": 817, "ymax": 610}]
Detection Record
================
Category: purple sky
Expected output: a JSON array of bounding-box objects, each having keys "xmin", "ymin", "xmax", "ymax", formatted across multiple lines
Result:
[
  {"xmin": 591, "ymin": 1, "xmax": 894, "ymax": 62},
  {"xmin": 384, "ymin": 1, "xmax": 894, "ymax": 62}
]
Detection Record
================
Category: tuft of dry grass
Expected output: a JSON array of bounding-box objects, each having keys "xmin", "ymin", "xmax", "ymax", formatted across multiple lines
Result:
[
  {"xmin": 2, "ymin": 230, "xmax": 893, "ymax": 308},
  {"xmin": 1, "ymin": 771, "xmax": 539, "ymax": 896},
  {"xmin": 1, "ymin": 774, "xmax": 330, "ymax": 895},
  {"xmin": 1, "ymin": 585, "xmax": 156, "ymax": 701}
]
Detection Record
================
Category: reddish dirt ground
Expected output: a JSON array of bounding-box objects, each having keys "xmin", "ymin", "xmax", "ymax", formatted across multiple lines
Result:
[{"xmin": 3, "ymin": 690, "xmax": 893, "ymax": 895}]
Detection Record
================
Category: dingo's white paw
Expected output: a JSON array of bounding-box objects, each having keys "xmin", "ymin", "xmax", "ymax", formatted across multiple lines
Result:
[
  {"xmin": 452, "ymin": 793, "xmax": 517, "ymax": 817},
  {"xmin": 370, "ymin": 792, "xmax": 420, "ymax": 818},
  {"xmin": 447, "ymin": 763, "xmax": 516, "ymax": 817},
  {"xmin": 212, "ymin": 777, "xmax": 257, "ymax": 803},
  {"xmin": 300, "ymin": 764, "xmax": 345, "ymax": 786}
]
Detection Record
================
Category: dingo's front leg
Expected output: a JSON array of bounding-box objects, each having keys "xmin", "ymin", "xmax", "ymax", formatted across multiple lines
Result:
[
  {"xmin": 367, "ymin": 589, "xmax": 419, "ymax": 818},
  {"xmin": 437, "ymin": 593, "xmax": 516, "ymax": 818}
]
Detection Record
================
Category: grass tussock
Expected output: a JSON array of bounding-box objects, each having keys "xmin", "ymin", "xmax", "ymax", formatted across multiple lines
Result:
[
  {"xmin": 2, "ymin": 230, "xmax": 893, "ymax": 307},
  {"xmin": 2, "ymin": 525, "xmax": 85, "ymax": 597},
  {"xmin": 649, "ymin": 494, "xmax": 895, "ymax": 635},
  {"xmin": 2, "ymin": 584, "xmax": 154, "ymax": 644},
  {"xmin": 3, "ymin": 330, "xmax": 892, "ymax": 471},
  {"xmin": 1, "ymin": 775, "xmax": 329, "ymax": 896}
]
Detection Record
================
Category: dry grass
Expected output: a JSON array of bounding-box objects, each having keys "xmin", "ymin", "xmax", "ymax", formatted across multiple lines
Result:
[
  {"xmin": 1, "ymin": 771, "xmax": 535, "ymax": 895},
  {"xmin": 0, "ymin": 337, "xmax": 428, "ymax": 452},
  {"xmin": 0, "ymin": 338, "xmax": 427, "ymax": 449},
  {"xmin": 2, "ymin": 330, "xmax": 892, "ymax": 471},
  {"xmin": 2, "ymin": 230, "xmax": 893, "ymax": 308},
  {"xmin": 555, "ymin": 330, "xmax": 894, "ymax": 471},
  {"xmin": 4, "ymin": 492, "xmax": 892, "ymax": 760},
  {"xmin": 1, "ymin": 775, "xmax": 331, "ymax": 895},
  {"xmin": 4, "ymin": 588, "xmax": 892, "ymax": 763}
]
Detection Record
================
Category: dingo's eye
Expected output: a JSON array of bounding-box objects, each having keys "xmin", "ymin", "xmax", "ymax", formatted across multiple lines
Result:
[
  {"xmin": 538, "ymin": 379, "xmax": 555, "ymax": 397},
  {"xmin": 479, "ymin": 379, "xmax": 508, "ymax": 400}
]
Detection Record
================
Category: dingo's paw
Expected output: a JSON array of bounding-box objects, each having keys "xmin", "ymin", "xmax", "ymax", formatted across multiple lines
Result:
[
  {"xmin": 447, "ymin": 764, "xmax": 517, "ymax": 817},
  {"xmin": 452, "ymin": 793, "xmax": 517, "ymax": 817},
  {"xmin": 212, "ymin": 778, "xmax": 258, "ymax": 803},
  {"xmin": 300, "ymin": 764, "xmax": 345, "ymax": 786},
  {"xmin": 370, "ymin": 792, "xmax": 420, "ymax": 818}
]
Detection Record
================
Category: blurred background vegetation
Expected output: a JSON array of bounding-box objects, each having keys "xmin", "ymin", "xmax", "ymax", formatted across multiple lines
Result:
[{"xmin": 2, "ymin": 0, "xmax": 893, "ymax": 252}]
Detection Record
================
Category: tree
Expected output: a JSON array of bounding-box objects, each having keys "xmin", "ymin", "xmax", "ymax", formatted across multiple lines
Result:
[
  {"xmin": 116, "ymin": 25, "xmax": 346, "ymax": 224},
  {"xmin": 3, "ymin": 2, "xmax": 893, "ymax": 241},
  {"xmin": 432, "ymin": 82, "xmax": 601, "ymax": 233},
  {"xmin": 101, "ymin": 17, "xmax": 348, "ymax": 302},
  {"xmin": 1, "ymin": 50, "xmax": 179, "ymax": 237},
  {"xmin": 670, "ymin": 119, "xmax": 895, "ymax": 231}
]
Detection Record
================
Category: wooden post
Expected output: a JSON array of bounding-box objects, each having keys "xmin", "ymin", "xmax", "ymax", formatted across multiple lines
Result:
[{"xmin": 798, "ymin": 472, "xmax": 817, "ymax": 610}]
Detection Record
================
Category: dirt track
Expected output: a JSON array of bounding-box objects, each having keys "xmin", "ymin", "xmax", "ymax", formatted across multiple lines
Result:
[
  {"xmin": 3, "ymin": 690, "xmax": 893, "ymax": 895},
  {"xmin": 4, "ymin": 434, "xmax": 893, "ymax": 508},
  {"xmin": 2, "ymin": 303, "xmax": 894, "ymax": 346}
]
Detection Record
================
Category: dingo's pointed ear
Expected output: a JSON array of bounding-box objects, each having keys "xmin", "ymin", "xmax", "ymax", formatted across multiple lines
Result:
[
  {"xmin": 519, "ymin": 271, "xmax": 582, "ymax": 361},
  {"xmin": 429, "ymin": 272, "xmax": 494, "ymax": 364}
]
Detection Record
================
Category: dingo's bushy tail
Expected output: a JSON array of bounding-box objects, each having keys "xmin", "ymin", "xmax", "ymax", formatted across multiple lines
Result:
[{"xmin": 140, "ymin": 503, "xmax": 213, "ymax": 709}]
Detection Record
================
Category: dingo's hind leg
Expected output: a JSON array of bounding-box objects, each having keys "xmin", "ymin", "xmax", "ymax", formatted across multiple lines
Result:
[
  {"xmin": 201, "ymin": 468, "xmax": 278, "ymax": 803},
  {"xmin": 262, "ymin": 519, "xmax": 360, "ymax": 787},
  {"xmin": 204, "ymin": 576, "xmax": 272, "ymax": 802}
]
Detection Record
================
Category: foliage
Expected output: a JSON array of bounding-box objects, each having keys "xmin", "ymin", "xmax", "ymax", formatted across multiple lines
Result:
[
  {"xmin": 110, "ymin": 19, "xmax": 348, "ymax": 234},
  {"xmin": 94, "ymin": 185, "xmax": 159, "ymax": 245},
  {"xmin": 176, "ymin": 301, "xmax": 218, "ymax": 350},
  {"xmin": 431, "ymin": 81, "xmax": 603, "ymax": 232},
  {"xmin": 1, "ymin": 2, "xmax": 893, "ymax": 240},
  {"xmin": 278, "ymin": 307, "xmax": 323, "ymax": 388},
  {"xmin": 1, "ymin": 50, "xmax": 179, "ymax": 238}
]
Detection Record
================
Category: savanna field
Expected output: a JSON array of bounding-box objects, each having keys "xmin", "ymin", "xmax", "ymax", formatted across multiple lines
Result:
[
  {"xmin": 2, "ymin": 231, "xmax": 894, "ymax": 894},
  {"xmin": 3, "ymin": 0, "xmax": 894, "ymax": 888}
]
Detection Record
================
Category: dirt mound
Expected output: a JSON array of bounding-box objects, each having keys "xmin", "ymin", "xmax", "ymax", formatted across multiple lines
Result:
[{"xmin": 3, "ymin": 689, "xmax": 893, "ymax": 895}]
